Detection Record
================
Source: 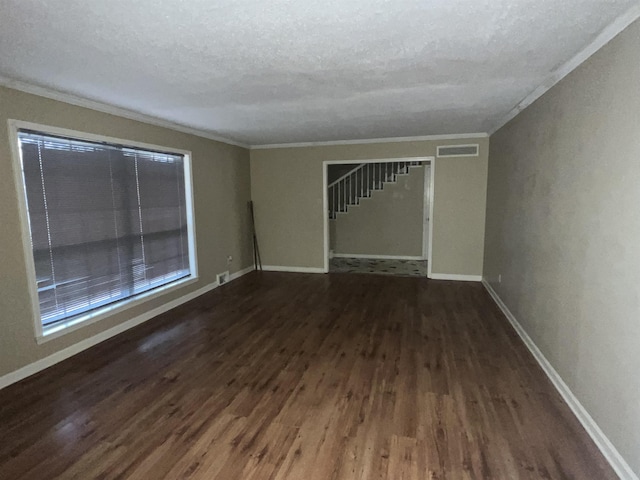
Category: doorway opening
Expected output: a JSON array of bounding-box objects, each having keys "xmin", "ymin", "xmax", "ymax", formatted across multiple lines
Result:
[{"xmin": 322, "ymin": 157, "xmax": 434, "ymax": 277}]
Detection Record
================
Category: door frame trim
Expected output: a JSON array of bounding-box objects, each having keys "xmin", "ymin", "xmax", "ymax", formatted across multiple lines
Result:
[{"xmin": 322, "ymin": 157, "xmax": 435, "ymax": 276}]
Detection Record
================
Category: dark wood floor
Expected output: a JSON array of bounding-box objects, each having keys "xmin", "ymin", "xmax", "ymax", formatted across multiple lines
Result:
[{"xmin": 0, "ymin": 272, "xmax": 616, "ymax": 479}]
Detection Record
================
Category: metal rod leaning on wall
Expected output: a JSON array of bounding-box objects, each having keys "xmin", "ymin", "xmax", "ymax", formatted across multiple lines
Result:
[{"xmin": 248, "ymin": 201, "xmax": 262, "ymax": 271}]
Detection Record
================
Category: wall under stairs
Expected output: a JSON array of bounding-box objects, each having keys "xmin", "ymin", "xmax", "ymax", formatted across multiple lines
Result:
[{"xmin": 330, "ymin": 165, "xmax": 425, "ymax": 258}]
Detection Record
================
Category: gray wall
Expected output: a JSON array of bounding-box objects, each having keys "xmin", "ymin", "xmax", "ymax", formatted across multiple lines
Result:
[
  {"xmin": 250, "ymin": 137, "xmax": 488, "ymax": 276},
  {"xmin": 331, "ymin": 165, "xmax": 425, "ymax": 257},
  {"xmin": 483, "ymin": 19, "xmax": 640, "ymax": 475},
  {"xmin": 0, "ymin": 86, "xmax": 253, "ymax": 378}
]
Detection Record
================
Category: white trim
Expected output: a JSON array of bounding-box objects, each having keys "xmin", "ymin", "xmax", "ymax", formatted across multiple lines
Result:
[
  {"xmin": 429, "ymin": 273, "xmax": 482, "ymax": 281},
  {"xmin": 0, "ymin": 76, "xmax": 491, "ymax": 150},
  {"xmin": 488, "ymin": 4, "xmax": 640, "ymax": 135},
  {"xmin": 323, "ymin": 162, "xmax": 330, "ymax": 273},
  {"xmin": 0, "ymin": 75, "xmax": 249, "ymax": 148},
  {"xmin": 8, "ymin": 120, "xmax": 44, "ymax": 339},
  {"xmin": 0, "ymin": 265, "xmax": 255, "ymax": 391},
  {"xmin": 482, "ymin": 279, "xmax": 639, "ymax": 480},
  {"xmin": 427, "ymin": 160, "xmax": 435, "ymax": 279},
  {"xmin": 9, "ymin": 119, "xmax": 194, "ymax": 157},
  {"xmin": 422, "ymin": 164, "xmax": 430, "ymax": 260},
  {"xmin": 332, "ymin": 254, "xmax": 424, "ymax": 260},
  {"xmin": 324, "ymin": 157, "xmax": 431, "ymax": 166},
  {"xmin": 261, "ymin": 265, "xmax": 325, "ymax": 273},
  {"xmin": 323, "ymin": 157, "xmax": 434, "ymax": 275},
  {"xmin": 38, "ymin": 277, "xmax": 198, "ymax": 343},
  {"xmin": 184, "ymin": 143, "xmax": 199, "ymax": 285},
  {"xmin": 229, "ymin": 265, "xmax": 255, "ymax": 281},
  {"xmin": 436, "ymin": 143, "xmax": 479, "ymax": 158},
  {"xmin": 253, "ymin": 133, "xmax": 488, "ymax": 150},
  {"xmin": 8, "ymin": 119, "xmax": 200, "ymax": 341}
]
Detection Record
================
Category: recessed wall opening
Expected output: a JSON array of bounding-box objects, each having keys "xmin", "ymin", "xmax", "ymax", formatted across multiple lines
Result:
[{"xmin": 323, "ymin": 157, "xmax": 434, "ymax": 278}]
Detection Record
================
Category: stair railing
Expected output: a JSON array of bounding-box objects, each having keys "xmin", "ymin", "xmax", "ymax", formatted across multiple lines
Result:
[{"xmin": 328, "ymin": 161, "xmax": 422, "ymax": 219}]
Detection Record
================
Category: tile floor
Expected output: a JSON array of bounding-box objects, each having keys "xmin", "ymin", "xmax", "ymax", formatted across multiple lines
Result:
[{"xmin": 329, "ymin": 257, "xmax": 428, "ymax": 277}]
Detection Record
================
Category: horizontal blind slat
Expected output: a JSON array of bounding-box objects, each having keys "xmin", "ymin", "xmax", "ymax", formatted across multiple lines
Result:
[{"xmin": 18, "ymin": 130, "xmax": 190, "ymax": 327}]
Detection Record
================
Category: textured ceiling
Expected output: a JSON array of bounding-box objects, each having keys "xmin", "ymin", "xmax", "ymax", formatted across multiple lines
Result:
[{"xmin": 0, "ymin": 0, "xmax": 637, "ymax": 145}]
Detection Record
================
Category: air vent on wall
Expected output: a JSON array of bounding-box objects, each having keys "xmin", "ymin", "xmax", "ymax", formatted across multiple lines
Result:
[
  {"xmin": 217, "ymin": 271, "xmax": 230, "ymax": 285},
  {"xmin": 436, "ymin": 144, "xmax": 479, "ymax": 157}
]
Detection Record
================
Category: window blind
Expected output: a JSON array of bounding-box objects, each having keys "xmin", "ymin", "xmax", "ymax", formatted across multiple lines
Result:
[{"xmin": 18, "ymin": 130, "xmax": 191, "ymax": 327}]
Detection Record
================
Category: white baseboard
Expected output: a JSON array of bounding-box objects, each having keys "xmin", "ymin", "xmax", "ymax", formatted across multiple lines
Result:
[
  {"xmin": 261, "ymin": 265, "xmax": 325, "ymax": 274},
  {"xmin": 332, "ymin": 253, "xmax": 425, "ymax": 260},
  {"xmin": 429, "ymin": 273, "xmax": 482, "ymax": 281},
  {"xmin": 0, "ymin": 265, "xmax": 255, "ymax": 391},
  {"xmin": 229, "ymin": 265, "xmax": 255, "ymax": 281},
  {"xmin": 482, "ymin": 279, "xmax": 638, "ymax": 480}
]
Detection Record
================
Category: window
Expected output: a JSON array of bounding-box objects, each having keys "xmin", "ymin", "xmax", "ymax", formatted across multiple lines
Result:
[{"xmin": 12, "ymin": 123, "xmax": 197, "ymax": 337}]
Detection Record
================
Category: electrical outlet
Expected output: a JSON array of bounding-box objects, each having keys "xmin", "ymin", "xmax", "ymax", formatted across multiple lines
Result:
[
  {"xmin": 227, "ymin": 255, "xmax": 233, "ymax": 265},
  {"xmin": 498, "ymin": 274, "xmax": 502, "ymax": 284}
]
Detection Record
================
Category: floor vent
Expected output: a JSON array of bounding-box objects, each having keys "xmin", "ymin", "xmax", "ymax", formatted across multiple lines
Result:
[
  {"xmin": 437, "ymin": 144, "xmax": 479, "ymax": 157},
  {"xmin": 217, "ymin": 271, "xmax": 230, "ymax": 285}
]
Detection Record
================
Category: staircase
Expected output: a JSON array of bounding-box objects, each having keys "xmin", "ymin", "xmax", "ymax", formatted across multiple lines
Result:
[{"xmin": 328, "ymin": 161, "xmax": 423, "ymax": 219}]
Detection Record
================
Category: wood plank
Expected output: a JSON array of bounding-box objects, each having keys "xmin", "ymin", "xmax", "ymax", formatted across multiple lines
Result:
[{"xmin": 0, "ymin": 272, "xmax": 618, "ymax": 479}]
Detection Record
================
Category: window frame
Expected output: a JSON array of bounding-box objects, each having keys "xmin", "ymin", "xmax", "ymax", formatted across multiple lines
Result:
[{"xmin": 8, "ymin": 119, "xmax": 199, "ymax": 343}]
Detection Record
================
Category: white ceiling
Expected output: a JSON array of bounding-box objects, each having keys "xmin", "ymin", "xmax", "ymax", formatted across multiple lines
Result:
[{"xmin": 0, "ymin": 0, "xmax": 637, "ymax": 146}]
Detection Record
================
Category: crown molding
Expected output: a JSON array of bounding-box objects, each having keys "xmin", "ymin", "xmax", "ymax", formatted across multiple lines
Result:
[
  {"xmin": 4, "ymin": 3, "xmax": 638, "ymax": 150},
  {"xmin": 489, "ymin": 4, "xmax": 640, "ymax": 135},
  {"xmin": 250, "ymin": 132, "xmax": 489, "ymax": 150},
  {"xmin": 0, "ymin": 75, "xmax": 250, "ymax": 149}
]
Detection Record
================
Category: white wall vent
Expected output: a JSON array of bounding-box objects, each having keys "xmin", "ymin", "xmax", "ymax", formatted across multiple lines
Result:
[
  {"xmin": 436, "ymin": 144, "xmax": 479, "ymax": 157},
  {"xmin": 217, "ymin": 271, "xmax": 230, "ymax": 285}
]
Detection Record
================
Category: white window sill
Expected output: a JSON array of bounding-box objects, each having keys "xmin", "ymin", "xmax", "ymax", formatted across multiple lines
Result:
[{"xmin": 36, "ymin": 276, "xmax": 198, "ymax": 344}]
